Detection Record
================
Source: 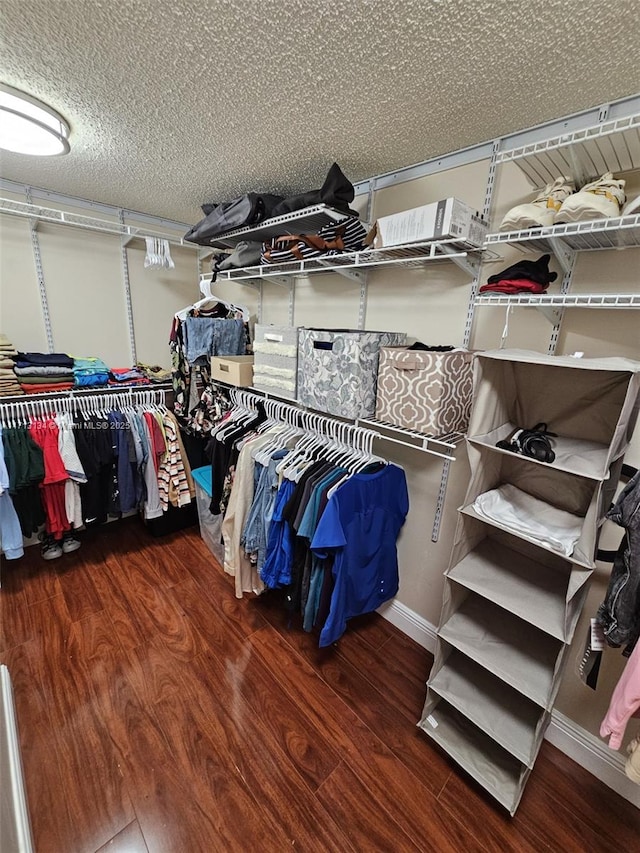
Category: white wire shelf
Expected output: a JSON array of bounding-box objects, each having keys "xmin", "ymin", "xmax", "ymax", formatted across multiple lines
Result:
[
  {"xmin": 485, "ymin": 213, "xmax": 640, "ymax": 253},
  {"xmin": 210, "ymin": 379, "xmax": 463, "ymax": 461},
  {"xmin": 356, "ymin": 417, "xmax": 464, "ymax": 461},
  {"xmin": 475, "ymin": 293, "xmax": 640, "ymax": 309},
  {"xmin": 195, "ymin": 204, "xmax": 352, "ymax": 249},
  {"xmin": 496, "ymin": 112, "xmax": 640, "ymax": 187},
  {"xmin": 0, "ymin": 197, "xmax": 196, "ymax": 249},
  {"xmin": 208, "ymin": 238, "xmax": 494, "ymax": 283}
]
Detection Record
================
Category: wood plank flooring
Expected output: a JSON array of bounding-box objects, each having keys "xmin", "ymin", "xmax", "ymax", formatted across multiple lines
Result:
[{"xmin": 1, "ymin": 517, "xmax": 638, "ymax": 853}]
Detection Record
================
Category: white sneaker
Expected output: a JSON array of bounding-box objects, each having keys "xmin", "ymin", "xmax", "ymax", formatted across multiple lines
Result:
[
  {"xmin": 41, "ymin": 538, "xmax": 62, "ymax": 560},
  {"xmin": 626, "ymin": 737, "xmax": 640, "ymax": 785},
  {"xmin": 555, "ymin": 172, "xmax": 626, "ymax": 223},
  {"xmin": 499, "ymin": 177, "xmax": 575, "ymax": 231},
  {"xmin": 62, "ymin": 533, "xmax": 81, "ymax": 554},
  {"xmin": 622, "ymin": 193, "xmax": 640, "ymax": 216}
]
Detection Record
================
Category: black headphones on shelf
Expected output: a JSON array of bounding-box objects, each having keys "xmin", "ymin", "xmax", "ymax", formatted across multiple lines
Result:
[{"xmin": 496, "ymin": 422, "xmax": 557, "ymax": 463}]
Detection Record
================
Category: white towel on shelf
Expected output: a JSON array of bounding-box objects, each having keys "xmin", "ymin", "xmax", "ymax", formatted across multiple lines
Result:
[{"xmin": 473, "ymin": 483, "xmax": 583, "ymax": 557}]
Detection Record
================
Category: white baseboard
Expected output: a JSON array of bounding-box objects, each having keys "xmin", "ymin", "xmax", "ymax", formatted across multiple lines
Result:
[
  {"xmin": 377, "ymin": 599, "xmax": 438, "ymax": 651},
  {"xmin": 378, "ymin": 599, "xmax": 640, "ymax": 808},
  {"xmin": 545, "ymin": 710, "xmax": 640, "ymax": 807}
]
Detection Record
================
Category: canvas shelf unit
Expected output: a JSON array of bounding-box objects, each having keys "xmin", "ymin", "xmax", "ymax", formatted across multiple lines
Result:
[{"xmin": 418, "ymin": 349, "xmax": 640, "ymax": 814}]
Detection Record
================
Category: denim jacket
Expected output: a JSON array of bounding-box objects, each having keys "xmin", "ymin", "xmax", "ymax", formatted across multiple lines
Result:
[{"xmin": 597, "ymin": 469, "xmax": 640, "ymax": 656}]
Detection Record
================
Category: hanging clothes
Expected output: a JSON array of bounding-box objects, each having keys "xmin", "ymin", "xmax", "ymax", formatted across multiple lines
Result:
[
  {"xmin": 597, "ymin": 468, "xmax": 640, "ymax": 656},
  {"xmin": 108, "ymin": 411, "xmax": 138, "ymax": 513},
  {"xmin": 311, "ymin": 464, "xmax": 409, "ymax": 647},
  {"xmin": 73, "ymin": 411, "xmax": 117, "ymax": 526},
  {"xmin": 157, "ymin": 410, "xmax": 195, "ymax": 511},
  {"xmin": 204, "ymin": 402, "xmax": 267, "ymax": 515},
  {"xmin": 221, "ymin": 425, "xmax": 290, "ymax": 598},
  {"xmin": 0, "ymin": 390, "xmax": 194, "ymax": 559},
  {"xmin": 0, "ymin": 426, "xmax": 24, "ymax": 560},
  {"xmin": 55, "ymin": 411, "xmax": 87, "ymax": 529},
  {"xmin": 241, "ymin": 447, "xmax": 289, "ymax": 572},
  {"xmin": 28, "ymin": 418, "xmax": 71, "ymax": 541},
  {"xmin": 600, "ymin": 639, "xmax": 640, "ymax": 750},
  {"xmin": 170, "ymin": 296, "xmax": 248, "ymax": 430},
  {"xmin": 211, "ymin": 394, "xmax": 409, "ymax": 646}
]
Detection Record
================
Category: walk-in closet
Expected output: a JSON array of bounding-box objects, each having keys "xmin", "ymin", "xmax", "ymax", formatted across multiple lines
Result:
[{"xmin": 1, "ymin": 2, "xmax": 640, "ymax": 851}]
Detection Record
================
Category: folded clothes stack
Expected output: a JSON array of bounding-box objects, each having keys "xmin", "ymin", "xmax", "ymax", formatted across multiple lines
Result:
[
  {"xmin": 15, "ymin": 351, "xmax": 75, "ymax": 394},
  {"xmin": 478, "ymin": 253, "xmax": 558, "ymax": 295},
  {"xmin": 108, "ymin": 367, "xmax": 151, "ymax": 386},
  {"xmin": 73, "ymin": 356, "xmax": 110, "ymax": 388},
  {"xmin": 135, "ymin": 362, "xmax": 172, "ymax": 383},
  {"xmin": 0, "ymin": 333, "xmax": 22, "ymax": 396}
]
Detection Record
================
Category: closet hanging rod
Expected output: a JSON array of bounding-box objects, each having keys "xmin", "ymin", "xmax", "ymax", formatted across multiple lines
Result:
[
  {"xmin": 227, "ymin": 387, "xmax": 457, "ymax": 460},
  {"xmin": 0, "ymin": 390, "xmax": 168, "ymax": 427},
  {"xmin": 221, "ymin": 383, "xmax": 459, "ymax": 461},
  {"xmin": 230, "ymin": 387, "xmax": 380, "ymax": 451},
  {"xmin": 0, "ymin": 385, "xmax": 169, "ymax": 415}
]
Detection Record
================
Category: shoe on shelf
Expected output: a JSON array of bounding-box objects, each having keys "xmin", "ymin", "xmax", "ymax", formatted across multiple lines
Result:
[
  {"xmin": 626, "ymin": 737, "xmax": 640, "ymax": 785},
  {"xmin": 41, "ymin": 537, "xmax": 63, "ymax": 561},
  {"xmin": 622, "ymin": 193, "xmax": 640, "ymax": 217},
  {"xmin": 555, "ymin": 172, "xmax": 626, "ymax": 223},
  {"xmin": 499, "ymin": 176, "xmax": 575, "ymax": 231},
  {"xmin": 62, "ymin": 533, "xmax": 82, "ymax": 554}
]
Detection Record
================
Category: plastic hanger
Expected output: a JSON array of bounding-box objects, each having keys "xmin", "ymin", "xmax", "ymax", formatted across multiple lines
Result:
[
  {"xmin": 175, "ymin": 277, "xmax": 250, "ymax": 322},
  {"xmin": 275, "ymin": 412, "xmax": 321, "ymax": 477}
]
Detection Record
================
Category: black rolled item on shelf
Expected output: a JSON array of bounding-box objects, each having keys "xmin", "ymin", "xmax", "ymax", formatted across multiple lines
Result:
[
  {"xmin": 184, "ymin": 192, "xmax": 285, "ymax": 245},
  {"xmin": 270, "ymin": 162, "xmax": 359, "ymax": 218}
]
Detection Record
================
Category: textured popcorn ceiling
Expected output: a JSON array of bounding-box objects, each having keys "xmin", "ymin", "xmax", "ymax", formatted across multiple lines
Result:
[{"xmin": 1, "ymin": 0, "xmax": 639, "ymax": 223}]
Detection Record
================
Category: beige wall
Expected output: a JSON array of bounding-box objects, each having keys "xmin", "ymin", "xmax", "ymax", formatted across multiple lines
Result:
[
  {"xmin": 0, "ymin": 194, "xmax": 202, "ymax": 367},
  {"xmin": 1, "ymin": 157, "xmax": 639, "ymax": 757}
]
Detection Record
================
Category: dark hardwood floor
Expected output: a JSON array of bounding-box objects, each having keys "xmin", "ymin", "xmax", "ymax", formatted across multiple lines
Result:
[{"xmin": 1, "ymin": 518, "xmax": 638, "ymax": 852}]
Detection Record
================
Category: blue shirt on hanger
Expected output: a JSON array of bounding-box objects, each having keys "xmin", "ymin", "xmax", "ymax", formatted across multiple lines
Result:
[{"xmin": 311, "ymin": 464, "xmax": 409, "ymax": 647}]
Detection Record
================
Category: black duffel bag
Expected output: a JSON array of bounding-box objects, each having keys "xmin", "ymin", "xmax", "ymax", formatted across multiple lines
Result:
[
  {"xmin": 270, "ymin": 162, "xmax": 358, "ymax": 218},
  {"xmin": 184, "ymin": 192, "xmax": 284, "ymax": 245}
]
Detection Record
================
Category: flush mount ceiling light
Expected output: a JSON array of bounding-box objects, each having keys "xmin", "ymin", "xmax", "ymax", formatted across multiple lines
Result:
[{"xmin": 0, "ymin": 83, "xmax": 70, "ymax": 156}]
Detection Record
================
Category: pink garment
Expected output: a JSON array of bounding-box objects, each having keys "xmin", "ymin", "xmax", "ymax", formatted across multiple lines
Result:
[
  {"xmin": 478, "ymin": 278, "xmax": 548, "ymax": 295},
  {"xmin": 600, "ymin": 641, "xmax": 640, "ymax": 750}
]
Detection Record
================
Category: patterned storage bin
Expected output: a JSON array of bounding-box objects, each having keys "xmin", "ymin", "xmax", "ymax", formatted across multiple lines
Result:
[
  {"xmin": 297, "ymin": 328, "xmax": 406, "ymax": 419},
  {"xmin": 375, "ymin": 347, "xmax": 474, "ymax": 435},
  {"xmin": 253, "ymin": 324, "xmax": 298, "ymax": 400}
]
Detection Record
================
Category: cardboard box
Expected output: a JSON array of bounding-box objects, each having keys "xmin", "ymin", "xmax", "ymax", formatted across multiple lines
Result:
[
  {"xmin": 211, "ymin": 355, "xmax": 253, "ymax": 387},
  {"xmin": 374, "ymin": 198, "xmax": 488, "ymax": 248}
]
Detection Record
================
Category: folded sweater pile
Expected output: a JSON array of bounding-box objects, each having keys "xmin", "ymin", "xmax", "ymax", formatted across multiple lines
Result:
[
  {"xmin": 73, "ymin": 356, "xmax": 109, "ymax": 388},
  {"xmin": 0, "ymin": 333, "xmax": 22, "ymax": 396},
  {"xmin": 135, "ymin": 362, "xmax": 172, "ymax": 383},
  {"xmin": 108, "ymin": 367, "xmax": 151, "ymax": 386},
  {"xmin": 15, "ymin": 351, "xmax": 75, "ymax": 393}
]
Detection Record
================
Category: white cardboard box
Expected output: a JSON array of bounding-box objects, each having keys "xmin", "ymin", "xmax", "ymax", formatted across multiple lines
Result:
[{"xmin": 374, "ymin": 198, "xmax": 488, "ymax": 248}]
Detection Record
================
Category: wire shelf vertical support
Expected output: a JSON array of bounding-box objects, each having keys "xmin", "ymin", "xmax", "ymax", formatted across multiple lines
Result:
[
  {"xmin": 288, "ymin": 281, "xmax": 296, "ymax": 326},
  {"xmin": 462, "ymin": 140, "xmax": 500, "ymax": 349},
  {"xmin": 118, "ymin": 209, "xmax": 137, "ymax": 364},
  {"xmin": 358, "ymin": 273, "xmax": 369, "ymax": 330},
  {"xmin": 25, "ymin": 186, "xmax": 54, "ymax": 353},
  {"xmin": 431, "ymin": 458, "xmax": 452, "ymax": 542},
  {"xmin": 547, "ymin": 246, "xmax": 577, "ymax": 355}
]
